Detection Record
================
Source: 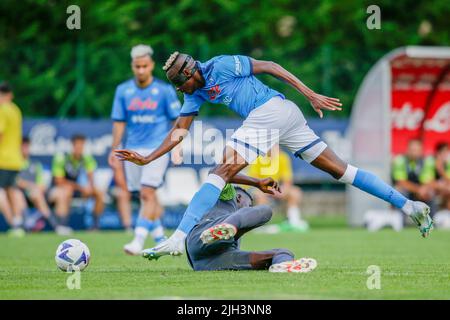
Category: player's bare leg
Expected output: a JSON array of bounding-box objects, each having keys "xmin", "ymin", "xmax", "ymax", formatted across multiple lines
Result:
[
  {"xmin": 115, "ymin": 186, "xmax": 132, "ymax": 231},
  {"xmin": 5, "ymin": 188, "xmax": 25, "ymax": 236},
  {"xmin": 125, "ymin": 186, "xmax": 165, "ymax": 255},
  {"xmin": 83, "ymin": 187, "xmax": 105, "ymax": 230},
  {"xmin": 311, "ymin": 147, "xmax": 433, "ymax": 237},
  {"xmin": 0, "ymin": 188, "xmax": 16, "ymax": 229},
  {"xmin": 50, "ymin": 184, "xmax": 74, "ymax": 235}
]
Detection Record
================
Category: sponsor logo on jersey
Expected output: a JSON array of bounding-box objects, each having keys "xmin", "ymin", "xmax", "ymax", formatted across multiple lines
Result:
[
  {"xmin": 223, "ymin": 96, "xmax": 232, "ymax": 106},
  {"xmin": 131, "ymin": 115, "xmax": 156, "ymax": 123},
  {"xmin": 127, "ymin": 98, "xmax": 158, "ymax": 111}
]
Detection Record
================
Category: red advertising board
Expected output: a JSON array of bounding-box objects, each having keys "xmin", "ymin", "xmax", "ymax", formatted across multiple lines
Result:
[{"xmin": 391, "ymin": 56, "xmax": 450, "ymax": 156}]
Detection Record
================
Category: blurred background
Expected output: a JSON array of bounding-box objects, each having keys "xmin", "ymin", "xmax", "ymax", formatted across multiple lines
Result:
[{"xmin": 0, "ymin": 0, "xmax": 449, "ymax": 232}]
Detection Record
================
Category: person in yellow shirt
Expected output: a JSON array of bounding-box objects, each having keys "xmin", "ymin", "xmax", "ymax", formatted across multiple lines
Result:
[
  {"xmin": 0, "ymin": 81, "xmax": 25, "ymax": 236},
  {"xmin": 247, "ymin": 145, "xmax": 308, "ymax": 232}
]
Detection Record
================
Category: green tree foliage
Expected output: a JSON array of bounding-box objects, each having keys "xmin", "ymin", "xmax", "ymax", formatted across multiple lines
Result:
[{"xmin": 0, "ymin": 0, "xmax": 449, "ymax": 118}]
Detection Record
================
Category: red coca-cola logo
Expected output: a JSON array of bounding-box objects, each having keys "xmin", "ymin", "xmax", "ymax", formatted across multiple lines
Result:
[
  {"xmin": 424, "ymin": 101, "xmax": 450, "ymax": 133},
  {"xmin": 391, "ymin": 102, "xmax": 424, "ymax": 130}
]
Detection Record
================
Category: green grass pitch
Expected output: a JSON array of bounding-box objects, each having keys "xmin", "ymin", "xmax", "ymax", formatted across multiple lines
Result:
[{"xmin": 1, "ymin": 223, "xmax": 449, "ymax": 299}]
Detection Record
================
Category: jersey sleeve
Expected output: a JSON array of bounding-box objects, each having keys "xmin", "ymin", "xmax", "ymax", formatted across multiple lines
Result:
[
  {"xmin": 215, "ymin": 55, "xmax": 253, "ymax": 79},
  {"xmin": 52, "ymin": 154, "xmax": 66, "ymax": 178},
  {"xmin": 179, "ymin": 93, "xmax": 204, "ymax": 116},
  {"xmin": 83, "ymin": 155, "xmax": 97, "ymax": 173},
  {"xmin": 111, "ymin": 86, "xmax": 126, "ymax": 121},
  {"xmin": 164, "ymin": 85, "xmax": 181, "ymax": 120}
]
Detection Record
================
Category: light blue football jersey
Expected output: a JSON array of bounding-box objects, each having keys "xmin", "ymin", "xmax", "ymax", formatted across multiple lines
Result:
[
  {"xmin": 179, "ymin": 55, "xmax": 284, "ymax": 118},
  {"xmin": 111, "ymin": 78, "xmax": 181, "ymax": 149}
]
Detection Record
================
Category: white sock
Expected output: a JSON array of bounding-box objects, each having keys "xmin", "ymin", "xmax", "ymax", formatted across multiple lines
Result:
[
  {"xmin": 12, "ymin": 216, "xmax": 23, "ymax": 228},
  {"xmin": 151, "ymin": 225, "xmax": 165, "ymax": 241},
  {"xmin": 134, "ymin": 226, "xmax": 148, "ymax": 246},
  {"xmin": 338, "ymin": 164, "xmax": 358, "ymax": 184},
  {"xmin": 401, "ymin": 200, "xmax": 414, "ymax": 216},
  {"xmin": 287, "ymin": 206, "xmax": 302, "ymax": 225},
  {"xmin": 170, "ymin": 229, "xmax": 187, "ymax": 242}
]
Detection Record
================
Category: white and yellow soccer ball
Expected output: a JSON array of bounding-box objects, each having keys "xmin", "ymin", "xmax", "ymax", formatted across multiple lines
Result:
[{"xmin": 55, "ymin": 239, "xmax": 90, "ymax": 272}]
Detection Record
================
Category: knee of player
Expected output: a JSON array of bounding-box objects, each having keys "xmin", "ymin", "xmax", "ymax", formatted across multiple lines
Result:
[
  {"xmin": 93, "ymin": 188, "xmax": 104, "ymax": 198},
  {"xmin": 256, "ymin": 205, "xmax": 273, "ymax": 221},
  {"xmin": 140, "ymin": 188, "xmax": 156, "ymax": 202}
]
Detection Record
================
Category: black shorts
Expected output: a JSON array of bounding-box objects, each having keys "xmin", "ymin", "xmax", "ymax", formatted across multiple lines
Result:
[{"xmin": 0, "ymin": 169, "xmax": 19, "ymax": 188}]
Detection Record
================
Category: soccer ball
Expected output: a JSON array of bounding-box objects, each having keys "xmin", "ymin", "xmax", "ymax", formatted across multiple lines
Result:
[{"xmin": 55, "ymin": 239, "xmax": 90, "ymax": 272}]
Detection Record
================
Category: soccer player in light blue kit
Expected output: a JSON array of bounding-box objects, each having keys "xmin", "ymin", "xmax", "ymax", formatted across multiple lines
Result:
[
  {"xmin": 109, "ymin": 45, "xmax": 182, "ymax": 255},
  {"xmin": 116, "ymin": 52, "xmax": 433, "ymax": 260}
]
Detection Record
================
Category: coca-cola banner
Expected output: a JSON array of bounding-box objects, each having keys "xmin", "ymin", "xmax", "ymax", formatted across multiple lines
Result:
[{"xmin": 391, "ymin": 56, "xmax": 450, "ymax": 155}]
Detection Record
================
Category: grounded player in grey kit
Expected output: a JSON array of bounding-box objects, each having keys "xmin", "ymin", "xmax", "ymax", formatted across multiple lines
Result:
[{"xmin": 150, "ymin": 174, "xmax": 317, "ymax": 273}]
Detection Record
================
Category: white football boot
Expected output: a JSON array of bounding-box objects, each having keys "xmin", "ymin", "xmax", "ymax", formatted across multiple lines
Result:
[
  {"xmin": 409, "ymin": 201, "xmax": 433, "ymax": 238},
  {"xmin": 142, "ymin": 237, "xmax": 184, "ymax": 260},
  {"xmin": 269, "ymin": 257, "xmax": 318, "ymax": 273}
]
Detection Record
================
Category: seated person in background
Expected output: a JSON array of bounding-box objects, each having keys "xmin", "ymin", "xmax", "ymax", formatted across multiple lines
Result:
[
  {"xmin": 15, "ymin": 137, "xmax": 60, "ymax": 231},
  {"xmin": 49, "ymin": 134, "xmax": 105, "ymax": 232},
  {"xmin": 247, "ymin": 145, "xmax": 308, "ymax": 232},
  {"xmin": 392, "ymin": 139, "xmax": 436, "ymax": 214},
  {"xmin": 433, "ymin": 142, "xmax": 450, "ymax": 225},
  {"xmin": 173, "ymin": 176, "xmax": 317, "ymax": 273},
  {"xmin": 109, "ymin": 155, "xmax": 132, "ymax": 232}
]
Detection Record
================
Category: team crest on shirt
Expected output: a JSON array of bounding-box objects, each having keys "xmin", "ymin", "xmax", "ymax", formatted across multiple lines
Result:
[
  {"xmin": 125, "ymin": 87, "xmax": 135, "ymax": 96},
  {"xmin": 151, "ymin": 88, "xmax": 159, "ymax": 95},
  {"xmin": 207, "ymin": 85, "xmax": 221, "ymax": 100}
]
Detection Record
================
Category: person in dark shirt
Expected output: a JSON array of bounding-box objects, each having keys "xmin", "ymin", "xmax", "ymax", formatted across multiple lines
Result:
[{"xmin": 144, "ymin": 175, "xmax": 317, "ymax": 273}]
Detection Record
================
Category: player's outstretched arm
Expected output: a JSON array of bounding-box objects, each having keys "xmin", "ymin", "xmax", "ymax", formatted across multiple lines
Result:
[
  {"xmin": 115, "ymin": 115, "xmax": 195, "ymax": 166},
  {"xmin": 229, "ymin": 174, "xmax": 280, "ymax": 195},
  {"xmin": 250, "ymin": 58, "xmax": 342, "ymax": 118}
]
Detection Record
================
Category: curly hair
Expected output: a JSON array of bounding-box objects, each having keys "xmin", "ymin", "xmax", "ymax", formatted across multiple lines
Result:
[{"xmin": 162, "ymin": 51, "xmax": 180, "ymax": 71}]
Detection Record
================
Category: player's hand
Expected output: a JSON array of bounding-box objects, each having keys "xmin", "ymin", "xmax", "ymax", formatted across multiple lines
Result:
[
  {"xmin": 108, "ymin": 150, "xmax": 121, "ymax": 169},
  {"xmin": 258, "ymin": 177, "xmax": 280, "ymax": 195},
  {"xmin": 308, "ymin": 92, "xmax": 342, "ymax": 118},
  {"xmin": 114, "ymin": 149, "xmax": 150, "ymax": 166}
]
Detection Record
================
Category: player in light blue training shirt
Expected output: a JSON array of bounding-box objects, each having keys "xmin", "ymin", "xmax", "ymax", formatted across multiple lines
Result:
[
  {"xmin": 116, "ymin": 52, "xmax": 433, "ymax": 260},
  {"xmin": 178, "ymin": 55, "xmax": 283, "ymax": 118},
  {"xmin": 111, "ymin": 77, "xmax": 181, "ymax": 149},
  {"xmin": 109, "ymin": 45, "xmax": 181, "ymax": 255}
]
